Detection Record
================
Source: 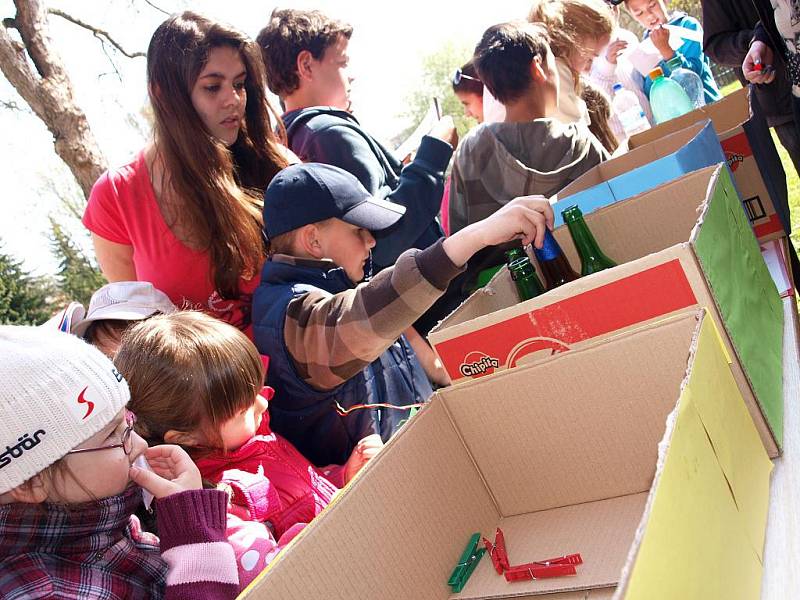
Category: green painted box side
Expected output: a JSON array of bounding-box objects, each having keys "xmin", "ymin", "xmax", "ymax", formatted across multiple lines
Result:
[{"xmin": 693, "ymin": 166, "xmax": 784, "ymax": 446}]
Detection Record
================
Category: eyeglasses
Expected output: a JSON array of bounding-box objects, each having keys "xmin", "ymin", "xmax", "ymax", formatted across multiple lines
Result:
[
  {"xmin": 67, "ymin": 412, "xmax": 136, "ymax": 457},
  {"xmin": 452, "ymin": 68, "xmax": 481, "ymax": 86}
]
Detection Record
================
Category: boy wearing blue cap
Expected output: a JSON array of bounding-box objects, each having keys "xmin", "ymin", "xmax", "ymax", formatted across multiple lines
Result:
[{"xmin": 252, "ymin": 163, "xmax": 553, "ymax": 467}]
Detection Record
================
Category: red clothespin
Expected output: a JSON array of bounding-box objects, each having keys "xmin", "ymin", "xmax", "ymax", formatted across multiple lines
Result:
[
  {"xmin": 504, "ymin": 562, "xmax": 578, "ymax": 582},
  {"xmin": 531, "ymin": 553, "xmax": 583, "ymax": 567},
  {"xmin": 481, "ymin": 528, "xmax": 510, "ymax": 574}
]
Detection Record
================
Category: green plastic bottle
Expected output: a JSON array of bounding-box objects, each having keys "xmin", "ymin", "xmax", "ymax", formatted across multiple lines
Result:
[
  {"xmin": 508, "ymin": 256, "xmax": 545, "ymax": 302},
  {"xmin": 562, "ymin": 205, "xmax": 617, "ymax": 276},
  {"xmin": 648, "ymin": 66, "xmax": 693, "ymax": 124},
  {"xmin": 665, "ymin": 56, "xmax": 705, "ymax": 109}
]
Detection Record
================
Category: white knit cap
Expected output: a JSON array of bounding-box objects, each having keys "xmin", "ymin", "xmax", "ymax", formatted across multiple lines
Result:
[
  {"xmin": 0, "ymin": 326, "xmax": 130, "ymax": 494},
  {"xmin": 72, "ymin": 281, "xmax": 176, "ymax": 337}
]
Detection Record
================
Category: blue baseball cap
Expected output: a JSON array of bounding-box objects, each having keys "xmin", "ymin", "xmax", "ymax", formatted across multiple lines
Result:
[{"xmin": 263, "ymin": 163, "xmax": 406, "ymax": 240}]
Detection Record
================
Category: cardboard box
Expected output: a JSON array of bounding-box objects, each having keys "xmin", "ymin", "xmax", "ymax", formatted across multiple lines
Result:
[
  {"xmin": 243, "ymin": 311, "xmax": 773, "ymax": 599},
  {"xmin": 628, "ymin": 88, "xmax": 789, "ymax": 242},
  {"xmin": 429, "ymin": 165, "xmax": 784, "ymax": 456},
  {"xmin": 552, "ymin": 120, "xmax": 725, "ymax": 228},
  {"xmin": 761, "ymin": 237, "xmax": 795, "ymax": 299}
]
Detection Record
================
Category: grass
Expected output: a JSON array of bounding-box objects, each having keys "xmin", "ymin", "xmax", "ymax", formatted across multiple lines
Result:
[{"xmin": 719, "ymin": 81, "xmax": 800, "ymax": 255}]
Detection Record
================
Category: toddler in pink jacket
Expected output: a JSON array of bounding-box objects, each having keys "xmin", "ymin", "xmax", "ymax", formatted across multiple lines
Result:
[{"xmin": 116, "ymin": 311, "xmax": 381, "ymax": 590}]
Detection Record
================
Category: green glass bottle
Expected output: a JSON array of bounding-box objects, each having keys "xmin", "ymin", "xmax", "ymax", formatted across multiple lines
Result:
[
  {"xmin": 505, "ymin": 247, "xmax": 527, "ymax": 280},
  {"xmin": 562, "ymin": 205, "xmax": 617, "ymax": 276},
  {"xmin": 533, "ymin": 229, "xmax": 579, "ymax": 289},
  {"xmin": 508, "ymin": 256, "xmax": 545, "ymax": 302}
]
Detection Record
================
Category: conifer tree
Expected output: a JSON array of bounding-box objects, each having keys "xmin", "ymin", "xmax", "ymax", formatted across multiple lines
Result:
[{"xmin": 0, "ymin": 242, "xmax": 54, "ymax": 325}]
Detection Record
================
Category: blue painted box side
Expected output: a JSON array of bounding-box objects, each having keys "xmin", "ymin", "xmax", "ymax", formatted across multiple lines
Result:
[{"xmin": 553, "ymin": 122, "xmax": 725, "ymax": 227}]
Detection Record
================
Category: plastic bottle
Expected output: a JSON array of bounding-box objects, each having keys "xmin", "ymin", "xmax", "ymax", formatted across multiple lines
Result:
[
  {"xmin": 666, "ymin": 56, "xmax": 705, "ymax": 109},
  {"xmin": 611, "ymin": 83, "xmax": 650, "ymax": 138},
  {"xmin": 648, "ymin": 67, "xmax": 693, "ymax": 124}
]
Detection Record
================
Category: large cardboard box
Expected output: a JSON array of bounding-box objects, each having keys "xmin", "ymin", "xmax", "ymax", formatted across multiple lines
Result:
[
  {"xmin": 551, "ymin": 120, "xmax": 724, "ymax": 228},
  {"xmin": 429, "ymin": 165, "xmax": 784, "ymax": 456},
  {"xmin": 628, "ymin": 88, "xmax": 789, "ymax": 242},
  {"xmin": 244, "ymin": 311, "xmax": 773, "ymax": 599}
]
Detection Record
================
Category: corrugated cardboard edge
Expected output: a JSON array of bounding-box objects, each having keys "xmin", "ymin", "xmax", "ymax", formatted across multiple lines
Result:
[
  {"xmin": 685, "ymin": 164, "xmax": 718, "ymax": 246},
  {"xmin": 610, "ymin": 311, "xmax": 706, "ymax": 600}
]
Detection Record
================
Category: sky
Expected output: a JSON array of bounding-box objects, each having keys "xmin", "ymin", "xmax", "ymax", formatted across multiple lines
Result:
[{"xmin": 0, "ymin": 0, "xmax": 527, "ymax": 276}]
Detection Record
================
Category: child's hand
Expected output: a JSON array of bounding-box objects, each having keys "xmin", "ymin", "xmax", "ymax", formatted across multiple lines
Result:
[
  {"xmin": 649, "ymin": 26, "xmax": 673, "ymax": 60},
  {"xmin": 429, "ymin": 116, "xmax": 459, "ymax": 149},
  {"xmin": 129, "ymin": 445, "xmax": 202, "ymax": 499},
  {"xmin": 344, "ymin": 434, "xmax": 383, "ymax": 484},
  {"xmin": 605, "ymin": 39, "xmax": 628, "ymax": 65},
  {"xmin": 443, "ymin": 195, "xmax": 554, "ymax": 267},
  {"xmin": 743, "ymin": 41, "xmax": 776, "ymax": 85}
]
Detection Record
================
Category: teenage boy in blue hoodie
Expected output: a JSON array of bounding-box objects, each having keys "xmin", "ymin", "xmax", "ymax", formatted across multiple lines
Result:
[
  {"xmin": 252, "ymin": 163, "xmax": 553, "ymax": 467},
  {"xmin": 624, "ymin": 0, "xmax": 721, "ymax": 105},
  {"xmin": 256, "ymin": 9, "xmax": 456, "ymax": 276}
]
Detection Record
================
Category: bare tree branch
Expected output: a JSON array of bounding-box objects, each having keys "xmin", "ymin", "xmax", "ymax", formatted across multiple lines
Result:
[
  {"xmin": 1, "ymin": 98, "xmax": 30, "ymax": 112},
  {"xmin": 48, "ymin": 8, "xmax": 145, "ymax": 59},
  {"xmin": 142, "ymin": 0, "xmax": 170, "ymax": 16},
  {"xmin": 0, "ymin": 0, "xmax": 106, "ymax": 198},
  {"xmin": 14, "ymin": 1, "xmax": 52, "ymax": 78},
  {"xmin": 98, "ymin": 40, "xmax": 123, "ymax": 82}
]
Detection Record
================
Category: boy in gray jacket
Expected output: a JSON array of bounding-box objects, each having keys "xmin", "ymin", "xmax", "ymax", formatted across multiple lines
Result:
[{"xmin": 450, "ymin": 22, "xmax": 607, "ymax": 291}]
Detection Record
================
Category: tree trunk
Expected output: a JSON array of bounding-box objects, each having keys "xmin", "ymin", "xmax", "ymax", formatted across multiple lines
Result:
[{"xmin": 0, "ymin": 0, "xmax": 106, "ymax": 199}]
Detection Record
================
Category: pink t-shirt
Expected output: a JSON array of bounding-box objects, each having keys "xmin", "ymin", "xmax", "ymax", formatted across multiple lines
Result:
[{"xmin": 83, "ymin": 151, "xmax": 260, "ymax": 335}]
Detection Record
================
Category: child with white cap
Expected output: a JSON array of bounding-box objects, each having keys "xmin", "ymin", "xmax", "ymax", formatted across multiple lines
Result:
[
  {"xmin": 0, "ymin": 326, "xmax": 239, "ymax": 599},
  {"xmin": 47, "ymin": 281, "xmax": 176, "ymax": 358}
]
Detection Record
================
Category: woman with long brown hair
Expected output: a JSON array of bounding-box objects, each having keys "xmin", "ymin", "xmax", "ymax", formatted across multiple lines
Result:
[{"xmin": 83, "ymin": 12, "xmax": 290, "ymax": 336}]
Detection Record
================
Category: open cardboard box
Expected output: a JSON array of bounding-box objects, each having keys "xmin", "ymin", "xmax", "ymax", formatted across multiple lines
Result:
[
  {"xmin": 429, "ymin": 165, "xmax": 784, "ymax": 456},
  {"xmin": 243, "ymin": 311, "xmax": 773, "ymax": 599},
  {"xmin": 628, "ymin": 88, "xmax": 788, "ymax": 242},
  {"xmin": 551, "ymin": 120, "xmax": 724, "ymax": 229}
]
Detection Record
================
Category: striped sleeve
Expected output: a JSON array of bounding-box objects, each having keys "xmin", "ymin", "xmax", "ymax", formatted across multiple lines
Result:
[
  {"xmin": 284, "ymin": 239, "xmax": 463, "ymax": 391},
  {"xmin": 156, "ymin": 489, "xmax": 239, "ymax": 599}
]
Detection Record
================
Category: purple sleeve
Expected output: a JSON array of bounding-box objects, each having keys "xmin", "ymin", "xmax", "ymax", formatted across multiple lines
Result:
[{"xmin": 156, "ymin": 489, "xmax": 240, "ymax": 600}]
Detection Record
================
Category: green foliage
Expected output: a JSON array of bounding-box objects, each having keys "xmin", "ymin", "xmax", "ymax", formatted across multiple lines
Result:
[
  {"xmin": 668, "ymin": 0, "xmax": 702, "ymax": 20},
  {"xmin": 49, "ymin": 218, "xmax": 106, "ymax": 308},
  {"xmin": 0, "ymin": 243, "xmax": 56, "ymax": 325},
  {"xmin": 399, "ymin": 41, "xmax": 478, "ymax": 142}
]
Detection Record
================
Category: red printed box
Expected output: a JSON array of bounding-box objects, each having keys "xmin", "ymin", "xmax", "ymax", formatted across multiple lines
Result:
[{"xmin": 429, "ymin": 165, "xmax": 784, "ymax": 457}]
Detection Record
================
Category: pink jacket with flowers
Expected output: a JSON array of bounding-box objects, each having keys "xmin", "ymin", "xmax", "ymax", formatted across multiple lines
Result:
[{"xmin": 195, "ymin": 415, "xmax": 341, "ymax": 589}]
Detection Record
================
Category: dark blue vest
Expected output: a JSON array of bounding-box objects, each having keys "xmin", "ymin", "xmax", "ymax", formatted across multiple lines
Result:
[{"xmin": 252, "ymin": 258, "xmax": 434, "ymax": 467}]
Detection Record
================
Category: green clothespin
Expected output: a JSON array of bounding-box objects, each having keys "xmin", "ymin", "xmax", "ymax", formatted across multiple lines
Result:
[{"xmin": 448, "ymin": 533, "xmax": 486, "ymax": 593}]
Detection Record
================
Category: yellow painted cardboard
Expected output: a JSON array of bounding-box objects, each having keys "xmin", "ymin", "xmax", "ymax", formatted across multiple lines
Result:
[
  {"xmin": 619, "ymin": 318, "xmax": 772, "ymax": 599},
  {"xmin": 686, "ymin": 319, "xmax": 773, "ymax": 558}
]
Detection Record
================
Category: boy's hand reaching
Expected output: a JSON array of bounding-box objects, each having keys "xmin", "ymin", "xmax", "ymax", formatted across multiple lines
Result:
[
  {"xmin": 443, "ymin": 195, "xmax": 554, "ymax": 267},
  {"xmin": 129, "ymin": 445, "xmax": 202, "ymax": 499},
  {"xmin": 344, "ymin": 434, "xmax": 383, "ymax": 484},
  {"xmin": 649, "ymin": 26, "xmax": 673, "ymax": 60}
]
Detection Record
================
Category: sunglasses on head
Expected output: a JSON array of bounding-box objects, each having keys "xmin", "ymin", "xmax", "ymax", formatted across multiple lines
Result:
[{"xmin": 452, "ymin": 68, "xmax": 481, "ymax": 86}]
